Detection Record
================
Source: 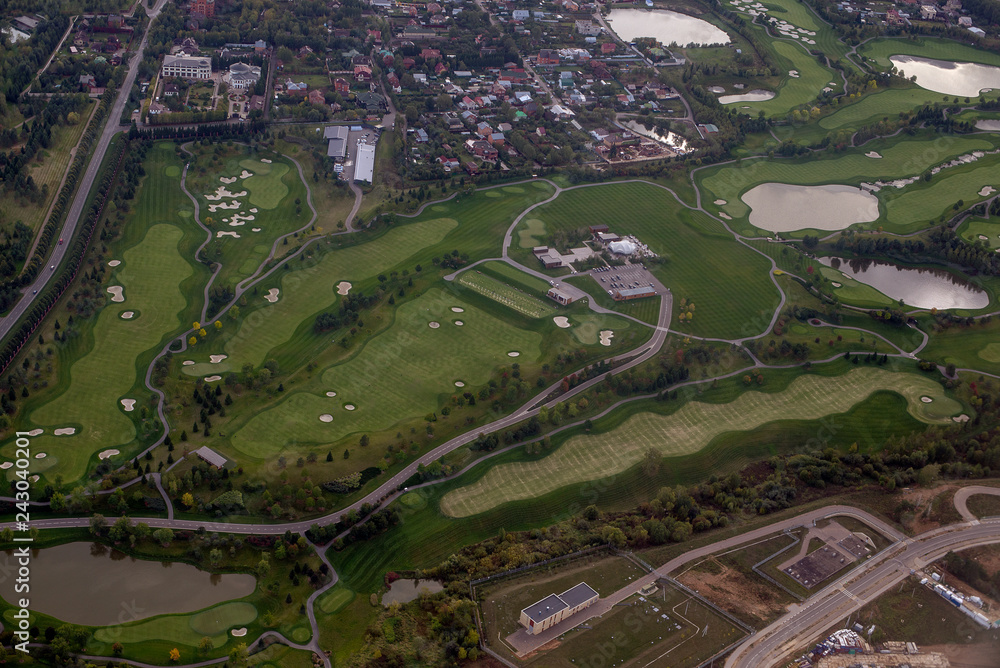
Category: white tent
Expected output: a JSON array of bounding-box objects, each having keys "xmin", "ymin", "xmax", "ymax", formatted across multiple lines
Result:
[{"xmin": 608, "ymin": 240, "xmax": 636, "ymax": 255}]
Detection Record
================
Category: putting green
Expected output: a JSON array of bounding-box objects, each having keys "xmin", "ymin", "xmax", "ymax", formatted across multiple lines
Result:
[
  {"xmin": 570, "ymin": 315, "xmax": 629, "ymax": 345},
  {"xmin": 317, "ymin": 585, "xmax": 354, "ymax": 614},
  {"xmin": 517, "ymin": 218, "xmax": 546, "ymax": 249},
  {"xmin": 238, "ymin": 159, "xmax": 289, "ymax": 209},
  {"xmin": 229, "ymin": 288, "xmax": 543, "ymax": 456},
  {"xmin": 959, "ymin": 219, "xmax": 1000, "ymax": 249},
  {"xmin": 21, "ymin": 224, "xmax": 194, "ymax": 481},
  {"xmin": 222, "ymin": 218, "xmax": 458, "ymax": 369},
  {"xmin": 165, "ymin": 165, "xmax": 181, "ymax": 177},
  {"xmin": 978, "ymin": 342, "xmax": 1000, "ymax": 362},
  {"xmin": 440, "ymin": 367, "xmax": 961, "ymax": 517},
  {"xmin": 290, "ymin": 627, "xmax": 311, "ymax": 642},
  {"xmin": 188, "ymin": 601, "xmax": 258, "ymax": 635}
]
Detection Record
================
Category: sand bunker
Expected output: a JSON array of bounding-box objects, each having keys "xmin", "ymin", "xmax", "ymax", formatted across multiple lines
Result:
[
  {"xmin": 231, "ymin": 628, "xmax": 247, "ymax": 637},
  {"xmin": 208, "ymin": 200, "xmax": 241, "ymax": 213},
  {"xmin": 0, "ymin": 462, "xmax": 12, "ymax": 470},
  {"xmin": 451, "ymin": 307, "xmax": 464, "ymax": 313},
  {"xmin": 34, "ymin": 452, "xmax": 46, "ymax": 459},
  {"xmin": 713, "ymin": 199, "xmax": 727, "ymax": 205},
  {"xmin": 264, "ymin": 288, "xmax": 279, "ymax": 303},
  {"xmin": 261, "ymin": 159, "xmax": 272, "ymax": 164},
  {"xmin": 326, "ymin": 391, "xmax": 337, "ymax": 397},
  {"xmin": 210, "ymin": 355, "xmax": 228, "ymax": 364},
  {"xmin": 789, "ymin": 70, "xmax": 800, "ymax": 77},
  {"xmin": 429, "ymin": 321, "xmax": 440, "ymax": 329},
  {"xmin": 508, "ymin": 351, "xmax": 520, "ymax": 357},
  {"xmin": 336, "ymin": 281, "xmax": 352, "ymax": 295},
  {"xmin": 921, "ymin": 396, "xmax": 933, "ymax": 403},
  {"xmin": 719, "ymin": 212, "xmax": 732, "ymax": 220},
  {"xmin": 953, "ymin": 414, "xmax": 970, "ymax": 422},
  {"xmin": 980, "ymin": 186, "xmax": 996, "ymax": 197},
  {"xmin": 107, "ymin": 260, "xmax": 121, "ymax": 267},
  {"xmin": 98, "ymin": 449, "xmax": 120, "ymax": 460},
  {"xmin": 865, "ymin": 151, "xmax": 882, "ymax": 159},
  {"xmin": 980, "ymin": 235, "xmax": 990, "ymax": 241},
  {"xmin": 252, "ymin": 227, "xmax": 262, "ymax": 232},
  {"xmin": 599, "ymin": 330, "xmax": 614, "ymax": 346},
  {"xmin": 205, "ymin": 186, "xmax": 248, "ymax": 201},
  {"xmin": 455, "ymin": 381, "xmax": 465, "ymax": 387},
  {"xmin": 553, "ymin": 316, "xmax": 571, "ymax": 328},
  {"xmin": 250, "ymin": 208, "xmax": 258, "ymax": 213},
  {"xmin": 120, "ymin": 399, "xmax": 136, "ymax": 411},
  {"xmin": 319, "ymin": 414, "xmax": 333, "ymax": 423},
  {"xmin": 29, "ymin": 475, "xmax": 37, "ymax": 483},
  {"xmin": 228, "ymin": 213, "xmax": 255, "ymax": 226},
  {"xmin": 204, "ymin": 375, "xmax": 222, "ymax": 382},
  {"xmin": 239, "ymin": 170, "xmax": 253, "ymax": 179},
  {"xmin": 53, "ymin": 428, "xmax": 75, "ymax": 436},
  {"xmin": 107, "ymin": 286, "xmax": 125, "ymax": 302},
  {"xmin": 24, "ymin": 429, "xmax": 42, "ymax": 436},
  {"xmin": 183, "ymin": 360, "xmax": 195, "ymax": 365},
  {"xmin": 217, "ymin": 231, "xmax": 241, "ymax": 239},
  {"xmin": 121, "ymin": 311, "xmax": 134, "ymax": 319},
  {"xmin": 220, "ymin": 176, "xmax": 237, "ymax": 184},
  {"xmin": 344, "ymin": 404, "xmax": 356, "ymax": 411},
  {"xmin": 831, "ymin": 282, "xmax": 842, "ymax": 288}
]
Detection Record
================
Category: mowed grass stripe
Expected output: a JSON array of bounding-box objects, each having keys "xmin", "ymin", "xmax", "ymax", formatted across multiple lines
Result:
[
  {"xmin": 222, "ymin": 218, "xmax": 458, "ymax": 369},
  {"xmin": 23, "ymin": 224, "xmax": 194, "ymax": 480},
  {"xmin": 229, "ymin": 288, "xmax": 542, "ymax": 456},
  {"xmin": 439, "ymin": 368, "xmax": 958, "ymax": 517},
  {"xmin": 458, "ymin": 271, "xmax": 554, "ymax": 318}
]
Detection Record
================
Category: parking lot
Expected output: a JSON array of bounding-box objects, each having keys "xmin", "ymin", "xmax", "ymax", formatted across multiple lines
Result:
[{"xmin": 586, "ymin": 261, "xmax": 667, "ymax": 299}]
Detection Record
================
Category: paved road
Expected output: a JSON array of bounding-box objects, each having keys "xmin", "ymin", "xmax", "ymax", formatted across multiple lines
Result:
[
  {"xmin": 0, "ymin": 0, "xmax": 168, "ymax": 337},
  {"xmin": 953, "ymin": 484, "xmax": 1000, "ymax": 522}
]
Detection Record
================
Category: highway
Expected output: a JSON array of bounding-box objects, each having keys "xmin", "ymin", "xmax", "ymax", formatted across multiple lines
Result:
[{"xmin": 0, "ymin": 0, "xmax": 168, "ymax": 337}]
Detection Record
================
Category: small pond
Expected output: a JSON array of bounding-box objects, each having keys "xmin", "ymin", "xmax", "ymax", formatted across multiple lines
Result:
[
  {"xmin": 742, "ymin": 183, "xmax": 880, "ymax": 232},
  {"xmin": 607, "ymin": 9, "xmax": 730, "ymax": 46},
  {"xmin": 0, "ymin": 542, "xmax": 256, "ymax": 626},
  {"xmin": 621, "ymin": 120, "xmax": 690, "ymax": 153},
  {"xmin": 889, "ymin": 55, "xmax": 1000, "ymax": 97},
  {"xmin": 719, "ymin": 89, "xmax": 776, "ymax": 104},
  {"xmin": 821, "ymin": 257, "xmax": 989, "ymax": 310},
  {"xmin": 381, "ymin": 579, "xmax": 444, "ymax": 606}
]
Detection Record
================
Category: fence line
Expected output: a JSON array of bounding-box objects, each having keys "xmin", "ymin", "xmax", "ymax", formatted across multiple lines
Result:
[{"xmin": 751, "ymin": 530, "xmax": 805, "ymax": 602}]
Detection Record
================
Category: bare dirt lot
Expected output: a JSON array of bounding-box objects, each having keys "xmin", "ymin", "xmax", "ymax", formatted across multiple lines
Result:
[
  {"xmin": 922, "ymin": 643, "xmax": 1000, "ymax": 668},
  {"xmin": 677, "ymin": 557, "xmax": 789, "ymax": 626}
]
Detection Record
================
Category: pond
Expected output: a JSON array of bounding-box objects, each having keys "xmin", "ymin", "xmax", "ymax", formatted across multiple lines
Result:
[
  {"xmin": 0, "ymin": 542, "xmax": 257, "ymax": 626},
  {"xmin": 381, "ymin": 579, "xmax": 444, "ymax": 606},
  {"xmin": 821, "ymin": 257, "xmax": 989, "ymax": 310},
  {"xmin": 741, "ymin": 183, "xmax": 880, "ymax": 232},
  {"xmin": 606, "ymin": 9, "xmax": 730, "ymax": 46},
  {"xmin": 718, "ymin": 89, "xmax": 776, "ymax": 104},
  {"xmin": 889, "ymin": 55, "xmax": 1000, "ymax": 97}
]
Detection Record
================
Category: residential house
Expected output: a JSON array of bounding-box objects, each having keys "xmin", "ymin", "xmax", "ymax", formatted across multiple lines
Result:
[
  {"xmin": 354, "ymin": 64, "xmax": 372, "ymax": 82},
  {"xmin": 163, "ymin": 82, "xmax": 180, "ymax": 96},
  {"xmin": 575, "ymin": 20, "xmax": 602, "ymax": 36},
  {"xmin": 308, "ymin": 89, "xmax": 326, "ymax": 106},
  {"xmin": 465, "ymin": 139, "xmax": 498, "ymax": 160},
  {"xmin": 285, "ymin": 79, "xmax": 308, "ymax": 96},
  {"xmin": 476, "ymin": 121, "xmax": 493, "ymax": 137},
  {"xmin": 228, "ymin": 62, "xmax": 261, "ymax": 90},
  {"xmin": 421, "ymin": 48, "xmax": 442, "ymax": 60},
  {"xmin": 334, "ymin": 77, "xmax": 350, "ymax": 94},
  {"xmin": 161, "ymin": 53, "xmax": 212, "ymax": 80},
  {"xmin": 601, "ymin": 41, "xmax": 616, "ymax": 54},
  {"xmin": 920, "ymin": 4, "xmax": 937, "ymax": 19},
  {"xmin": 537, "ymin": 49, "xmax": 559, "ymax": 65}
]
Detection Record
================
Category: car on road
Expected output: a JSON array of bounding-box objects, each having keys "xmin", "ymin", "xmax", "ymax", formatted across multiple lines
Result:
[
  {"xmin": 58, "ymin": 238, "xmax": 63, "ymax": 245},
  {"xmin": 32, "ymin": 289, "xmax": 37, "ymax": 294},
  {"xmin": 50, "ymin": 265, "xmax": 54, "ymax": 271}
]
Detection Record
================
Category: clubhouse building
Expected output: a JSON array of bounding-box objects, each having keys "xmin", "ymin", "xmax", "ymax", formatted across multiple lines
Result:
[{"xmin": 519, "ymin": 582, "xmax": 599, "ymax": 635}]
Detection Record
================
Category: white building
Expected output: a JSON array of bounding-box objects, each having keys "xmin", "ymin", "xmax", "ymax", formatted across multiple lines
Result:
[
  {"xmin": 609, "ymin": 240, "xmax": 636, "ymax": 255},
  {"xmin": 519, "ymin": 583, "xmax": 599, "ymax": 635},
  {"xmin": 162, "ymin": 54, "xmax": 212, "ymax": 80},
  {"xmin": 227, "ymin": 62, "xmax": 261, "ymax": 90},
  {"xmin": 355, "ymin": 143, "xmax": 376, "ymax": 183}
]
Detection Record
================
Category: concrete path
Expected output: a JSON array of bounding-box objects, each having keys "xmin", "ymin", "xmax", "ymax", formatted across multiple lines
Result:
[{"xmin": 953, "ymin": 484, "xmax": 1000, "ymax": 522}]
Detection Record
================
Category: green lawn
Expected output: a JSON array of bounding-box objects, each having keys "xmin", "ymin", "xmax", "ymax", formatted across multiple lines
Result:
[
  {"xmin": 478, "ymin": 260, "xmax": 552, "ymax": 296},
  {"xmin": 239, "ymin": 158, "xmax": 290, "ymax": 209},
  {"xmin": 819, "ymin": 266, "xmax": 894, "ymax": 308},
  {"xmin": 858, "ymin": 36, "xmax": 1000, "ymax": 69},
  {"xmin": 93, "ymin": 601, "xmax": 257, "ymax": 649},
  {"xmin": 457, "ymin": 271, "xmax": 555, "ymax": 318},
  {"xmin": 917, "ymin": 316, "xmax": 1000, "ymax": 375},
  {"xmin": 227, "ymin": 287, "xmax": 544, "ymax": 457},
  {"xmin": 880, "ymin": 154, "xmax": 1000, "ymax": 228},
  {"xmin": 957, "ymin": 217, "xmax": 1000, "ymax": 248},
  {"xmin": 439, "ymin": 367, "xmax": 961, "ymax": 517},
  {"xmin": 522, "ymin": 182, "xmax": 778, "ymax": 339},
  {"xmin": 723, "ymin": 40, "xmax": 835, "ymax": 117}
]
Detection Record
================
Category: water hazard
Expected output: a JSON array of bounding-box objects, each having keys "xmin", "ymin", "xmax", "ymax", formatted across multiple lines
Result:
[
  {"xmin": 889, "ymin": 55, "xmax": 1000, "ymax": 97},
  {"xmin": 606, "ymin": 9, "xmax": 730, "ymax": 46},
  {"xmin": 742, "ymin": 183, "xmax": 880, "ymax": 232},
  {"xmin": 821, "ymin": 257, "xmax": 988, "ymax": 310}
]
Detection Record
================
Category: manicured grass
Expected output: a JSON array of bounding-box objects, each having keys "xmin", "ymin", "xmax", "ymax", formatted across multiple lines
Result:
[
  {"xmin": 316, "ymin": 584, "xmax": 355, "ymax": 614},
  {"xmin": 457, "ymin": 270, "xmax": 555, "ymax": 318},
  {"xmin": 522, "ymin": 182, "xmax": 778, "ymax": 338},
  {"xmin": 819, "ymin": 266, "xmax": 894, "ymax": 307},
  {"xmin": 517, "ymin": 217, "xmax": 546, "ymax": 248},
  {"xmin": 724, "ymin": 40, "xmax": 835, "ymax": 117},
  {"xmin": 239, "ymin": 158, "xmax": 290, "ymax": 209},
  {"xmin": 227, "ymin": 287, "xmax": 543, "ymax": 457},
  {"xmin": 17, "ymin": 222, "xmax": 194, "ymax": 481},
  {"xmin": 880, "ymin": 153, "xmax": 1000, "ymax": 229},
  {"xmin": 215, "ymin": 218, "xmax": 458, "ymax": 372},
  {"xmin": 439, "ymin": 367, "xmax": 961, "ymax": 517},
  {"xmin": 917, "ymin": 316, "xmax": 1000, "ymax": 375},
  {"xmin": 858, "ymin": 36, "xmax": 1000, "ymax": 69},
  {"xmin": 479, "ymin": 260, "xmax": 552, "ymax": 296},
  {"xmin": 698, "ymin": 134, "xmax": 997, "ymax": 233},
  {"xmin": 957, "ymin": 217, "xmax": 1000, "ymax": 249},
  {"xmin": 818, "ymin": 87, "xmax": 953, "ymax": 131},
  {"xmin": 92, "ymin": 601, "xmax": 257, "ymax": 649}
]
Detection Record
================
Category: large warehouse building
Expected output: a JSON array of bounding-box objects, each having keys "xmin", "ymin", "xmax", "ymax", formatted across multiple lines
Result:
[
  {"xmin": 355, "ymin": 143, "xmax": 376, "ymax": 183},
  {"xmin": 519, "ymin": 582, "xmax": 599, "ymax": 635}
]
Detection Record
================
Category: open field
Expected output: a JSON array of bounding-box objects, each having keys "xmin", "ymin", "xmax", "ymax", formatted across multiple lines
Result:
[
  {"xmin": 526, "ymin": 582, "xmax": 744, "ymax": 668},
  {"xmin": 457, "ymin": 270, "xmax": 555, "ymax": 318},
  {"xmin": 228, "ymin": 287, "xmax": 544, "ymax": 456},
  {"xmin": 439, "ymin": 367, "xmax": 962, "ymax": 517},
  {"xmin": 521, "ymin": 182, "xmax": 778, "ymax": 338}
]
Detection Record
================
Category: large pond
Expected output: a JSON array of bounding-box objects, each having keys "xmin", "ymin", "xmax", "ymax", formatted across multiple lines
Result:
[
  {"xmin": 607, "ymin": 9, "xmax": 730, "ymax": 46},
  {"xmin": 889, "ymin": 55, "xmax": 1000, "ymax": 97},
  {"xmin": 0, "ymin": 542, "xmax": 256, "ymax": 626},
  {"xmin": 719, "ymin": 89, "xmax": 776, "ymax": 104},
  {"xmin": 742, "ymin": 183, "xmax": 880, "ymax": 232},
  {"xmin": 821, "ymin": 257, "xmax": 989, "ymax": 310}
]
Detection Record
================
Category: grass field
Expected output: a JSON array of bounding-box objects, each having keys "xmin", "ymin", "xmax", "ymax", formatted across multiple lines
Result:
[
  {"xmin": 698, "ymin": 134, "xmax": 997, "ymax": 233},
  {"xmin": 478, "ymin": 260, "xmax": 552, "ymax": 296},
  {"xmin": 879, "ymin": 153, "xmax": 1000, "ymax": 229},
  {"xmin": 239, "ymin": 158, "xmax": 289, "ymax": 209},
  {"xmin": 439, "ymin": 367, "xmax": 961, "ymax": 517},
  {"xmin": 521, "ymin": 182, "xmax": 778, "ymax": 338},
  {"xmin": 819, "ymin": 266, "xmax": 894, "ymax": 307},
  {"xmin": 725, "ymin": 40, "xmax": 835, "ymax": 117},
  {"xmin": 958, "ymin": 217, "xmax": 1000, "ymax": 249},
  {"xmin": 858, "ymin": 36, "xmax": 1000, "ymax": 69},
  {"xmin": 16, "ymin": 221, "xmax": 194, "ymax": 481},
  {"xmin": 92, "ymin": 601, "xmax": 257, "ymax": 649},
  {"xmin": 818, "ymin": 87, "xmax": 954, "ymax": 131},
  {"xmin": 917, "ymin": 316, "xmax": 1000, "ymax": 375},
  {"xmin": 517, "ymin": 218, "xmax": 546, "ymax": 248},
  {"xmin": 457, "ymin": 271, "xmax": 555, "ymax": 318},
  {"xmin": 228, "ymin": 287, "xmax": 543, "ymax": 457}
]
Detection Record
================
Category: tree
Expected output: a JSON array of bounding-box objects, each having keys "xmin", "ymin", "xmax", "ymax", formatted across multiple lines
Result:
[
  {"xmin": 112, "ymin": 642, "xmax": 123, "ymax": 656},
  {"xmin": 198, "ymin": 636, "xmax": 212, "ymax": 654},
  {"xmin": 229, "ymin": 642, "xmax": 249, "ymax": 667},
  {"xmin": 642, "ymin": 447, "xmax": 661, "ymax": 477},
  {"xmin": 214, "ymin": 320, "xmax": 222, "ymax": 330},
  {"xmin": 181, "ymin": 492, "xmax": 195, "ymax": 508},
  {"xmin": 360, "ymin": 434, "xmax": 370, "ymax": 447},
  {"xmin": 169, "ymin": 647, "xmax": 181, "ymax": 662},
  {"xmin": 326, "ymin": 450, "xmax": 333, "ymax": 462},
  {"xmin": 153, "ymin": 528, "xmax": 174, "ymax": 546},
  {"xmin": 89, "ymin": 513, "xmax": 106, "ymax": 535}
]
